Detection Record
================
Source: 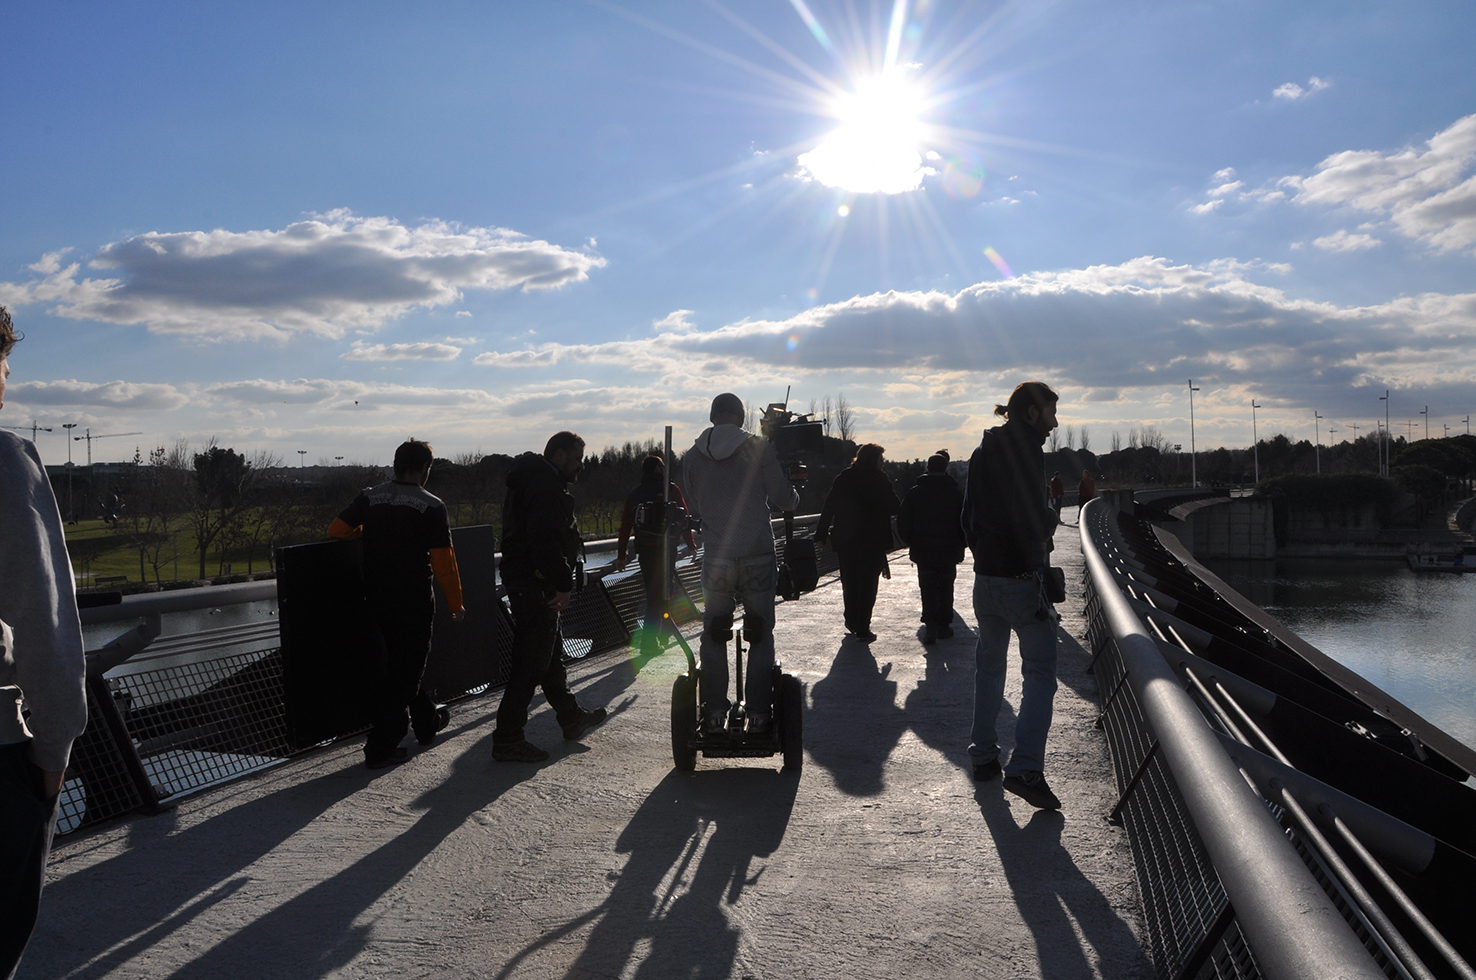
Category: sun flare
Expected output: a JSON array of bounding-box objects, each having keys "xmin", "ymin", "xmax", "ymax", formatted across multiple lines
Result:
[{"xmin": 799, "ymin": 71, "xmax": 929, "ymax": 195}]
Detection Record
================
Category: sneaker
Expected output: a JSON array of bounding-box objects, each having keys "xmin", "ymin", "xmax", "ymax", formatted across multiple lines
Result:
[
  {"xmin": 853, "ymin": 629, "xmax": 877, "ymax": 642},
  {"xmin": 414, "ymin": 705, "xmax": 451, "ymax": 746},
  {"xmin": 561, "ymin": 707, "xmax": 608, "ymax": 741},
  {"xmin": 923, "ymin": 627, "xmax": 937, "ymax": 645},
  {"xmin": 937, "ymin": 626, "xmax": 954, "ymax": 639},
  {"xmin": 972, "ymin": 758, "xmax": 1001, "ymax": 782},
  {"xmin": 491, "ymin": 740, "xmax": 550, "ymax": 763},
  {"xmin": 365, "ymin": 746, "xmax": 409, "ymax": 770},
  {"xmin": 1002, "ymin": 770, "xmax": 1061, "ymax": 809},
  {"xmin": 702, "ymin": 709, "xmax": 728, "ymax": 738},
  {"xmin": 746, "ymin": 712, "xmax": 773, "ymax": 738}
]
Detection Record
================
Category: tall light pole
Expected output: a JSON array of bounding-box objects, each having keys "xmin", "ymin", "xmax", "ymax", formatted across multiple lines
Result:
[
  {"xmin": 1379, "ymin": 390, "xmax": 1390, "ymax": 477},
  {"xmin": 1444, "ymin": 424, "xmax": 1449, "ymax": 438},
  {"xmin": 1420, "ymin": 405, "xmax": 1429, "ymax": 441},
  {"xmin": 334, "ymin": 455, "xmax": 343, "ymax": 466},
  {"xmin": 1187, "ymin": 379, "xmax": 1200, "ymax": 487},
  {"xmin": 62, "ymin": 422, "xmax": 78, "ymax": 522},
  {"xmin": 1314, "ymin": 411, "xmax": 1323, "ymax": 474},
  {"xmin": 297, "ymin": 449, "xmax": 307, "ymax": 476},
  {"xmin": 1464, "ymin": 415, "xmax": 1470, "ymax": 436},
  {"xmin": 1251, "ymin": 400, "xmax": 1261, "ymax": 484}
]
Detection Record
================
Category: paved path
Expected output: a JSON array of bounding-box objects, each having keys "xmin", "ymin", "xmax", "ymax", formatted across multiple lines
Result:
[{"xmin": 25, "ymin": 523, "xmax": 1150, "ymax": 979}]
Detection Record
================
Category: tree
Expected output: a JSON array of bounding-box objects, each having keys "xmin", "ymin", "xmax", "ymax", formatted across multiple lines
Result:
[
  {"xmin": 187, "ymin": 441, "xmax": 253, "ymax": 579},
  {"xmin": 1062, "ymin": 425, "xmax": 1075, "ymax": 450},
  {"xmin": 835, "ymin": 393, "xmax": 854, "ymax": 441},
  {"xmin": 1079, "ymin": 427, "xmax": 1091, "ymax": 452},
  {"xmin": 119, "ymin": 445, "xmax": 189, "ymax": 585},
  {"xmin": 1111, "ymin": 431, "xmax": 1121, "ymax": 453}
]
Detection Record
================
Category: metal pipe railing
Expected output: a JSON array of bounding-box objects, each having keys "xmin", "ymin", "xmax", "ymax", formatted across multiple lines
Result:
[{"xmin": 1080, "ymin": 496, "xmax": 1387, "ymax": 980}]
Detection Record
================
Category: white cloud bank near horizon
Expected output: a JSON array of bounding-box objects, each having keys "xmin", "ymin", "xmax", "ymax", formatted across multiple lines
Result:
[
  {"xmin": 0, "ymin": 211, "xmax": 604, "ymax": 341},
  {"xmin": 9, "ymin": 255, "xmax": 1474, "ymax": 461}
]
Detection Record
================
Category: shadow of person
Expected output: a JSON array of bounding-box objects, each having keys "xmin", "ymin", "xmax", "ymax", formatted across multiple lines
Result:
[
  {"xmin": 804, "ymin": 640, "xmax": 909, "ymax": 796},
  {"xmin": 493, "ymin": 767, "xmax": 799, "ymax": 980},
  {"xmin": 901, "ymin": 640, "xmax": 979, "ymax": 772},
  {"xmin": 1053, "ymin": 623, "xmax": 1101, "ymax": 704},
  {"xmin": 976, "ymin": 791, "xmax": 1152, "ymax": 979},
  {"xmin": 148, "ymin": 727, "xmax": 542, "ymax": 980}
]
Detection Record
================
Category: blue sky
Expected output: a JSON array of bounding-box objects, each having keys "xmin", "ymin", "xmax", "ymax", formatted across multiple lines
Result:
[{"xmin": 3, "ymin": 0, "xmax": 1474, "ymax": 466}]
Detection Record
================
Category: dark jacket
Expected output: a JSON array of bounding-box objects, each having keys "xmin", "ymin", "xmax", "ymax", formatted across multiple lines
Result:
[
  {"xmin": 816, "ymin": 465, "xmax": 900, "ymax": 557},
  {"xmin": 963, "ymin": 418, "xmax": 1055, "ymax": 577},
  {"xmin": 499, "ymin": 454, "xmax": 582, "ymax": 593},
  {"xmin": 897, "ymin": 471, "xmax": 965, "ymax": 566}
]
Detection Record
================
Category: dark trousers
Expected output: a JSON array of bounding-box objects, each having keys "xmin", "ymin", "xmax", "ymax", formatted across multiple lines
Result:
[
  {"xmin": 494, "ymin": 589, "xmax": 581, "ymax": 745},
  {"xmin": 1, "ymin": 741, "xmax": 59, "ymax": 980},
  {"xmin": 364, "ymin": 609, "xmax": 437, "ymax": 760},
  {"xmin": 837, "ymin": 550, "xmax": 884, "ymax": 633},
  {"xmin": 636, "ymin": 546, "xmax": 679, "ymax": 635},
  {"xmin": 916, "ymin": 562, "xmax": 958, "ymax": 628}
]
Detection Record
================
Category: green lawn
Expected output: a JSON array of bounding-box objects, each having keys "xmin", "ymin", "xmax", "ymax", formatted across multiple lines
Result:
[{"xmin": 65, "ymin": 520, "xmax": 280, "ymax": 588}]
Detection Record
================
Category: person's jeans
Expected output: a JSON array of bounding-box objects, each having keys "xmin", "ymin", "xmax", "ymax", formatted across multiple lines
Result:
[
  {"xmin": 916, "ymin": 562, "xmax": 957, "ymax": 628},
  {"xmin": 698, "ymin": 554, "xmax": 777, "ymax": 716},
  {"xmin": 635, "ymin": 545, "xmax": 679, "ymax": 637},
  {"xmin": 836, "ymin": 550, "xmax": 884, "ymax": 633},
  {"xmin": 494, "ymin": 589, "xmax": 582, "ymax": 745},
  {"xmin": 968, "ymin": 574, "xmax": 1058, "ymax": 775},
  {"xmin": 364, "ymin": 608, "xmax": 437, "ymax": 760},
  {"xmin": 0, "ymin": 740, "xmax": 59, "ymax": 980}
]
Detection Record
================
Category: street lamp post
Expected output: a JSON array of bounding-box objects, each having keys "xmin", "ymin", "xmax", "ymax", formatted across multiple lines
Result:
[
  {"xmin": 1314, "ymin": 411, "xmax": 1323, "ymax": 474},
  {"xmin": 1464, "ymin": 415, "xmax": 1470, "ymax": 436},
  {"xmin": 1420, "ymin": 405, "xmax": 1429, "ymax": 441},
  {"xmin": 334, "ymin": 456, "xmax": 343, "ymax": 466},
  {"xmin": 61, "ymin": 422, "xmax": 78, "ymax": 522},
  {"xmin": 1379, "ymin": 390, "xmax": 1390, "ymax": 477},
  {"xmin": 1251, "ymin": 399, "xmax": 1261, "ymax": 484},
  {"xmin": 1188, "ymin": 379, "xmax": 1200, "ymax": 487},
  {"xmin": 297, "ymin": 450, "xmax": 307, "ymax": 477}
]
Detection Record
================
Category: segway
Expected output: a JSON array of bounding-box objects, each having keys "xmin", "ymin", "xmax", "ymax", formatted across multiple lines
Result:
[{"xmin": 670, "ymin": 622, "xmax": 803, "ymax": 772}]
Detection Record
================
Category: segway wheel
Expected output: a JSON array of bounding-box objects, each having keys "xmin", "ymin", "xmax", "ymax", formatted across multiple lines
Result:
[
  {"xmin": 778, "ymin": 673, "xmax": 804, "ymax": 772},
  {"xmin": 671, "ymin": 673, "xmax": 698, "ymax": 771}
]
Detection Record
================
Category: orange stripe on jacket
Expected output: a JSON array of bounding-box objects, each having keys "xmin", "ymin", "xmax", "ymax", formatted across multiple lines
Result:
[
  {"xmin": 327, "ymin": 517, "xmax": 362, "ymax": 540},
  {"xmin": 430, "ymin": 547, "xmax": 464, "ymax": 613}
]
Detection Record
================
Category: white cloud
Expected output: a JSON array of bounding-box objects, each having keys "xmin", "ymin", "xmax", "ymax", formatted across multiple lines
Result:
[
  {"xmin": 9, "ymin": 379, "xmax": 190, "ymax": 410},
  {"xmin": 341, "ymin": 342, "xmax": 463, "ymax": 362},
  {"xmin": 455, "ymin": 310, "xmax": 473, "ymax": 318},
  {"xmin": 653, "ymin": 309, "xmax": 695, "ymax": 332},
  {"xmin": 1312, "ymin": 229, "xmax": 1383, "ymax": 252},
  {"xmin": 1282, "ymin": 113, "xmax": 1476, "ymax": 251},
  {"xmin": 1208, "ymin": 180, "xmax": 1244, "ymax": 199},
  {"xmin": 1191, "ymin": 199, "xmax": 1223, "ymax": 215},
  {"xmin": 1273, "ymin": 76, "xmax": 1330, "ymax": 100},
  {"xmin": 0, "ymin": 210, "xmax": 605, "ymax": 341}
]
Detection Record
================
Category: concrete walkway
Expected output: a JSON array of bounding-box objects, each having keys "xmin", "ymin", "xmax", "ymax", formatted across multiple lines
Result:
[{"xmin": 24, "ymin": 523, "xmax": 1151, "ymax": 980}]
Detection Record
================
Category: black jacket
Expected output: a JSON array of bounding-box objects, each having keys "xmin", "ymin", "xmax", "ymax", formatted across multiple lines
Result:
[
  {"xmin": 500, "ymin": 454, "xmax": 582, "ymax": 593},
  {"xmin": 897, "ymin": 471, "xmax": 965, "ymax": 566},
  {"xmin": 963, "ymin": 418, "xmax": 1054, "ymax": 577},
  {"xmin": 816, "ymin": 465, "xmax": 900, "ymax": 557}
]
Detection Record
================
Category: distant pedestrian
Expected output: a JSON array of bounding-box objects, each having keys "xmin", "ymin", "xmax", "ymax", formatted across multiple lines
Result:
[
  {"xmin": 1077, "ymin": 469, "xmax": 1096, "ymax": 522},
  {"xmin": 1048, "ymin": 471, "xmax": 1064, "ymax": 516},
  {"xmin": 897, "ymin": 450, "xmax": 966, "ymax": 644},
  {"xmin": 816, "ymin": 443, "xmax": 901, "ymax": 642},
  {"xmin": 683, "ymin": 393, "xmax": 799, "ymax": 738},
  {"xmin": 492, "ymin": 432, "xmax": 607, "ymax": 762},
  {"xmin": 0, "ymin": 306, "xmax": 89, "ymax": 979},
  {"xmin": 329, "ymin": 439, "xmax": 465, "ymax": 769},
  {"xmin": 615, "ymin": 455, "xmax": 697, "ymax": 654},
  {"xmin": 963, "ymin": 381, "xmax": 1064, "ymax": 809}
]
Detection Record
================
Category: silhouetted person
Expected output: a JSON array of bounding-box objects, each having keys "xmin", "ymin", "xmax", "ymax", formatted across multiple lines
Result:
[
  {"xmin": 0, "ymin": 306, "xmax": 88, "ymax": 979},
  {"xmin": 963, "ymin": 381, "xmax": 1063, "ymax": 810},
  {"xmin": 816, "ymin": 443, "xmax": 900, "ymax": 642},
  {"xmin": 897, "ymin": 450, "xmax": 965, "ymax": 644},
  {"xmin": 492, "ymin": 432, "xmax": 607, "ymax": 762},
  {"xmin": 329, "ymin": 439, "xmax": 464, "ymax": 769},
  {"xmin": 683, "ymin": 393, "xmax": 799, "ymax": 738},
  {"xmin": 1077, "ymin": 469, "xmax": 1096, "ymax": 522},
  {"xmin": 1048, "ymin": 471, "xmax": 1064, "ymax": 516},
  {"xmin": 615, "ymin": 455, "xmax": 696, "ymax": 655}
]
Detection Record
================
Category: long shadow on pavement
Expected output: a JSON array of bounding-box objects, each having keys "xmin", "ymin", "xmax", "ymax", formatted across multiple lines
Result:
[
  {"xmin": 805, "ymin": 638, "xmax": 910, "ymax": 796},
  {"xmin": 494, "ymin": 767, "xmax": 798, "ymax": 980}
]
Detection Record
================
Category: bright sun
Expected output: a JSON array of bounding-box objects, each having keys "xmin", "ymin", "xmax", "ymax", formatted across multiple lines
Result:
[{"xmin": 799, "ymin": 72, "xmax": 928, "ymax": 195}]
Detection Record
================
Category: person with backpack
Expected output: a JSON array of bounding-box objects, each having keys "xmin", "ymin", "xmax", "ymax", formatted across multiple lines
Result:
[
  {"xmin": 962, "ymin": 381, "xmax": 1064, "ymax": 810},
  {"xmin": 615, "ymin": 455, "xmax": 697, "ymax": 653},
  {"xmin": 896, "ymin": 450, "xmax": 966, "ymax": 644}
]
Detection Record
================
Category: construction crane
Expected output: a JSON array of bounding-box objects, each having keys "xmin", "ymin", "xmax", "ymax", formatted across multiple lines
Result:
[
  {"xmin": 3, "ymin": 420, "xmax": 53, "ymax": 442},
  {"xmin": 74, "ymin": 428, "xmax": 143, "ymax": 466}
]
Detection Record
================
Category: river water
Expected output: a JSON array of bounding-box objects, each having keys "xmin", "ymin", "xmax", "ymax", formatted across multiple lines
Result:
[{"xmin": 1204, "ymin": 558, "xmax": 1476, "ymax": 755}]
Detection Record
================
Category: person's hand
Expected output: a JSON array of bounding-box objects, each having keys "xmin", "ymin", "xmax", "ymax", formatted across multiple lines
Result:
[
  {"xmin": 41, "ymin": 770, "xmax": 64, "ymax": 799},
  {"xmin": 451, "ymin": 608, "xmax": 466, "ymax": 622},
  {"xmin": 615, "ymin": 556, "xmax": 628, "ymax": 572},
  {"xmin": 548, "ymin": 591, "xmax": 572, "ymax": 611}
]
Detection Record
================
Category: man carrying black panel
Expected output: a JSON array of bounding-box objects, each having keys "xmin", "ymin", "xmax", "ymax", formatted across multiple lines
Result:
[
  {"xmin": 329, "ymin": 439, "xmax": 465, "ymax": 770},
  {"xmin": 491, "ymin": 431, "xmax": 607, "ymax": 763}
]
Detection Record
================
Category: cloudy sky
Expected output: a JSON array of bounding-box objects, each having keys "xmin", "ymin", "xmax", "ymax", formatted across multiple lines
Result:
[{"xmin": 3, "ymin": 1, "xmax": 1474, "ymax": 466}]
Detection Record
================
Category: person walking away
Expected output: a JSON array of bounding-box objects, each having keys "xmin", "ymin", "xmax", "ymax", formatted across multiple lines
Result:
[
  {"xmin": 1048, "ymin": 471, "xmax": 1064, "ymax": 516},
  {"xmin": 963, "ymin": 381, "xmax": 1064, "ymax": 809},
  {"xmin": 682, "ymin": 393, "xmax": 799, "ymax": 738},
  {"xmin": 816, "ymin": 444, "xmax": 901, "ymax": 642},
  {"xmin": 0, "ymin": 306, "xmax": 88, "ymax": 979},
  {"xmin": 492, "ymin": 432, "xmax": 607, "ymax": 762},
  {"xmin": 615, "ymin": 455, "xmax": 697, "ymax": 655},
  {"xmin": 329, "ymin": 439, "xmax": 465, "ymax": 769},
  {"xmin": 896, "ymin": 450, "xmax": 965, "ymax": 644},
  {"xmin": 1077, "ymin": 469, "xmax": 1096, "ymax": 523}
]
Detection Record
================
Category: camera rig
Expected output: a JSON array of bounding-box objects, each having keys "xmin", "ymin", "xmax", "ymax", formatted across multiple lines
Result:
[{"xmin": 759, "ymin": 386, "xmax": 825, "ymax": 486}]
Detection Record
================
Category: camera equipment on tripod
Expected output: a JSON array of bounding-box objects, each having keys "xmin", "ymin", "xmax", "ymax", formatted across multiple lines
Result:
[{"xmin": 759, "ymin": 385, "xmax": 825, "ymax": 485}]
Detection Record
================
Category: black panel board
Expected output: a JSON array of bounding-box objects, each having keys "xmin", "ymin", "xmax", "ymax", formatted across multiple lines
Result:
[{"xmin": 423, "ymin": 525, "xmax": 513, "ymax": 701}]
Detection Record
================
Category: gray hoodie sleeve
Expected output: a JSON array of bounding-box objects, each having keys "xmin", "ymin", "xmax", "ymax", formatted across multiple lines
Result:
[
  {"xmin": 759, "ymin": 440, "xmax": 799, "ymax": 513},
  {"xmin": 0, "ymin": 433, "xmax": 88, "ymax": 773}
]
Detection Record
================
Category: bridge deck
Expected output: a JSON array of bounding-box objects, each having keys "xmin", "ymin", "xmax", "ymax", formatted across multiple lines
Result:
[{"xmin": 25, "ymin": 522, "xmax": 1151, "ymax": 980}]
